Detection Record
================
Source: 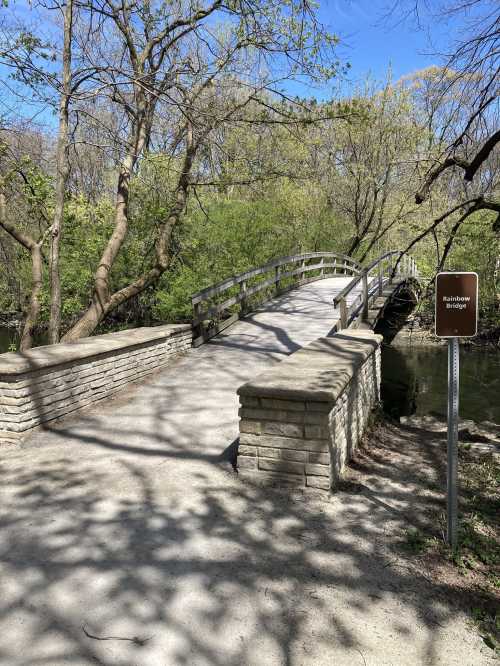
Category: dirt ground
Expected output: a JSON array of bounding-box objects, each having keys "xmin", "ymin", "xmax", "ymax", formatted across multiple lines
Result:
[{"xmin": 346, "ymin": 416, "xmax": 499, "ymax": 657}]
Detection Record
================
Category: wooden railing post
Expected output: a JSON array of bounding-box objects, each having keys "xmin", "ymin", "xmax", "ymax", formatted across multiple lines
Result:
[
  {"xmin": 362, "ymin": 271, "xmax": 369, "ymax": 319},
  {"xmin": 193, "ymin": 302, "xmax": 204, "ymax": 341},
  {"xmin": 339, "ymin": 298, "xmax": 348, "ymax": 330},
  {"xmin": 191, "ymin": 252, "xmax": 369, "ymax": 345},
  {"xmin": 240, "ymin": 280, "xmax": 248, "ymax": 314},
  {"xmin": 378, "ymin": 262, "xmax": 383, "ymax": 296},
  {"xmin": 275, "ymin": 265, "xmax": 281, "ymax": 292}
]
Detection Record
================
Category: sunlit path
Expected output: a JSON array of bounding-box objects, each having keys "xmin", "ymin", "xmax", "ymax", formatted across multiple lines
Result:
[{"xmin": 0, "ymin": 277, "xmax": 490, "ymax": 666}]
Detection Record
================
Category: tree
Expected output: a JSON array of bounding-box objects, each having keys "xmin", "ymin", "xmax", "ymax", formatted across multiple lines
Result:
[
  {"xmin": 0, "ymin": 0, "xmax": 84, "ymax": 345},
  {"xmin": 307, "ymin": 80, "xmax": 422, "ymax": 260},
  {"xmin": 0, "ymin": 133, "xmax": 53, "ymax": 349},
  {"xmin": 400, "ymin": 1, "xmax": 499, "ymax": 261},
  {"xmin": 49, "ymin": 0, "xmax": 74, "ymax": 343},
  {"xmin": 59, "ymin": 0, "xmax": 340, "ymax": 341},
  {"xmin": 0, "ymin": 0, "xmax": 341, "ymax": 345}
]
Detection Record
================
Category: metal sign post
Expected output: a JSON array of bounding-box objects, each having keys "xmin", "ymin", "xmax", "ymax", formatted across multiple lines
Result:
[
  {"xmin": 435, "ymin": 272, "xmax": 478, "ymax": 551},
  {"xmin": 447, "ymin": 337, "xmax": 459, "ymax": 550}
]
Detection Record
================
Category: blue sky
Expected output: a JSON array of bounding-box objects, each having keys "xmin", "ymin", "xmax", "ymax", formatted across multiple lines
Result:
[
  {"xmin": 322, "ymin": 0, "xmax": 442, "ymax": 81},
  {"xmin": 288, "ymin": 0, "xmax": 468, "ymax": 97},
  {"xmin": 1, "ymin": 0, "xmax": 470, "ymax": 123}
]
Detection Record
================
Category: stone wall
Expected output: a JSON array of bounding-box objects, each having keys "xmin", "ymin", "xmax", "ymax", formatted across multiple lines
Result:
[
  {"xmin": 0, "ymin": 325, "xmax": 192, "ymax": 439},
  {"xmin": 237, "ymin": 330, "xmax": 381, "ymax": 491}
]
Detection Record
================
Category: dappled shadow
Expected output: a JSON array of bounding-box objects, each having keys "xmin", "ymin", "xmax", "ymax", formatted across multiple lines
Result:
[
  {"xmin": 0, "ymin": 277, "xmax": 490, "ymax": 664},
  {"xmin": 347, "ymin": 420, "xmax": 499, "ymax": 617},
  {"xmin": 0, "ymin": 417, "xmax": 490, "ymax": 665}
]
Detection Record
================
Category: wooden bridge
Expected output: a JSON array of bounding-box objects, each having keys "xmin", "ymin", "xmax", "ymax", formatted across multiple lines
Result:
[
  {"xmin": 188, "ymin": 250, "xmax": 420, "ymax": 489},
  {"xmin": 192, "ymin": 250, "xmax": 420, "ymax": 345}
]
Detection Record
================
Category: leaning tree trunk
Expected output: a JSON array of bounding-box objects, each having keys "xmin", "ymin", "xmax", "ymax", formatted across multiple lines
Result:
[
  {"xmin": 20, "ymin": 244, "xmax": 43, "ymax": 351},
  {"xmin": 0, "ymin": 192, "xmax": 49, "ymax": 351},
  {"xmin": 347, "ymin": 236, "xmax": 361, "ymax": 258},
  {"xmin": 58, "ymin": 161, "xmax": 131, "ymax": 342},
  {"xmin": 60, "ymin": 181, "xmax": 189, "ymax": 342},
  {"xmin": 61, "ymin": 123, "xmax": 196, "ymax": 342},
  {"xmin": 48, "ymin": 0, "xmax": 73, "ymax": 344},
  {"xmin": 61, "ymin": 120, "xmax": 146, "ymax": 342}
]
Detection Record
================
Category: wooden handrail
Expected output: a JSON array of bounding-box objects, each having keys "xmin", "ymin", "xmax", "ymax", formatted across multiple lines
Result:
[
  {"xmin": 333, "ymin": 251, "xmax": 398, "ymax": 306},
  {"xmin": 191, "ymin": 252, "xmax": 362, "ymax": 344},
  {"xmin": 191, "ymin": 249, "xmax": 418, "ymax": 345},
  {"xmin": 334, "ymin": 250, "xmax": 419, "ymax": 330},
  {"xmin": 192, "ymin": 252, "xmax": 361, "ymax": 305}
]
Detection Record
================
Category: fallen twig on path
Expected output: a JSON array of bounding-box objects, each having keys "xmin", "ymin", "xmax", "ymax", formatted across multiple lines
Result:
[{"xmin": 82, "ymin": 624, "xmax": 152, "ymax": 647}]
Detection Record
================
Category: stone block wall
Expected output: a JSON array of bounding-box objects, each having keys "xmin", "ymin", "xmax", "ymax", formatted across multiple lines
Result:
[
  {"xmin": 237, "ymin": 331, "xmax": 381, "ymax": 491},
  {"xmin": 0, "ymin": 325, "xmax": 192, "ymax": 438}
]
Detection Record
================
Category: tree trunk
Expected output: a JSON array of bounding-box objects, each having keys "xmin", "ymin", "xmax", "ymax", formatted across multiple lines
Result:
[
  {"xmin": 0, "ymin": 192, "xmax": 49, "ymax": 351},
  {"xmin": 61, "ymin": 116, "xmax": 147, "ymax": 342},
  {"xmin": 436, "ymin": 216, "xmax": 466, "ymax": 274},
  {"xmin": 49, "ymin": 0, "xmax": 73, "ymax": 344},
  {"xmin": 347, "ymin": 236, "xmax": 361, "ymax": 257},
  {"xmin": 20, "ymin": 244, "xmax": 43, "ymax": 351},
  {"xmin": 0, "ymin": 235, "xmax": 22, "ymax": 310},
  {"xmin": 62, "ymin": 123, "xmax": 196, "ymax": 342}
]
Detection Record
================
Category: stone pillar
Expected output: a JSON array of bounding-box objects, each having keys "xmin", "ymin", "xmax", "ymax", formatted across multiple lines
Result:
[{"xmin": 236, "ymin": 331, "xmax": 382, "ymax": 491}]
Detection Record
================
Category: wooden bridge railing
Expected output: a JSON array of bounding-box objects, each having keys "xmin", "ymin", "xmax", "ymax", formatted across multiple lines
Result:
[
  {"xmin": 191, "ymin": 252, "xmax": 362, "ymax": 346},
  {"xmin": 333, "ymin": 251, "xmax": 418, "ymax": 330}
]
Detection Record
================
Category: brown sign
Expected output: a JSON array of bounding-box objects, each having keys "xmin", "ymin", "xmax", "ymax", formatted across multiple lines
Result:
[{"xmin": 435, "ymin": 272, "xmax": 478, "ymax": 337}]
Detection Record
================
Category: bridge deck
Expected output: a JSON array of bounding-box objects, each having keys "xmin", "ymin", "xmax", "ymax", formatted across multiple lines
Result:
[
  {"xmin": 35, "ymin": 276, "xmax": 356, "ymax": 458},
  {"xmin": 0, "ymin": 276, "xmax": 485, "ymax": 665}
]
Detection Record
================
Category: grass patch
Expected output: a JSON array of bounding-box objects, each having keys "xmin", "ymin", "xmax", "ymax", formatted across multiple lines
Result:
[
  {"xmin": 402, "ymin": 527, "xmax": 435, "ymax": 555},
  {"xmin": 401, "ymin": 450, "xmax": 499, "ymax": 655}
]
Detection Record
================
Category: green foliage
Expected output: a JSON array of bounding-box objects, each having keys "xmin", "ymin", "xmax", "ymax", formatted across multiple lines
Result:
[
  {"xmin": 402, "ymin": 527, "xmax": 432, "ymax": 554},
  {"xmin": 58, "ymin": 196, "xmax": 115, "ymax": 319},
  {"xmin": 470, "ymin": 608, "xmax": 499, "ymax": 654},
  {"xmin": 0, "ymin": 74, "xmax": 497, "ymax": 335},
  {"xmin": 445, "ymin": 214, "xmax": 499, "ymax": 317},
  {"xmin": 150, "ymin": 192, "xmax": 343, "ymax": 322}
]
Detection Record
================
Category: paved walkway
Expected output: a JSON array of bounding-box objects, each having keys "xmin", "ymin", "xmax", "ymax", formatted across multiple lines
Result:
[{"xmin": 0, "ymin": 278, "xmax": 492, "ymax": 665}]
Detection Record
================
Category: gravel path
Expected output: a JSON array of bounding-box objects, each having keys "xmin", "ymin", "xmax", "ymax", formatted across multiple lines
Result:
[{"xmin": 0, "ymin": 278, "xmax": 493, "ymax": 665}]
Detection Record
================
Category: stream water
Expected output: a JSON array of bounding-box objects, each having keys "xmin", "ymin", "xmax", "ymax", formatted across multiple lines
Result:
[
  {"xmin": 1, "ymin": 325, "xmax": 498, "ymax": 424},
  {"xmin": 0, "ymin": 326, "xmax": 19, "ymax": 352},
  {"xmin": 0, "ymin": 326, "xmax": 47, "ymax": 352},
  {"xmin": 381, "ymin": 345, "xmax": 500, "ymax": 424}
]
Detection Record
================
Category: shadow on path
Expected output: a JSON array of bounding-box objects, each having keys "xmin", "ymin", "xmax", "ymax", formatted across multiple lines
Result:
[
  {"xmin": 0, "ymin": 278, "xmax": 492, "ymax": 664},
  {"xmin": 0, "ymin": 416, "xmax": 493, "ymax": 665}
]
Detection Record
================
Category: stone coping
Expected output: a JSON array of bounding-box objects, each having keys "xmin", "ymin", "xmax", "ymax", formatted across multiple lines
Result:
[
  {"xmin": 0, "ymin": 324, "xmax": 192, "ymax": 376},
  {"xmin": 237, "ymin": 330, "xmax": 382, "ymax": 403}
]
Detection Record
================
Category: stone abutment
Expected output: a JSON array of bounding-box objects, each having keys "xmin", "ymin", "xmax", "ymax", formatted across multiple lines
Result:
[
  {"xmin": 237, "ymin": 330, "xmax": 382, "ymax": 491},
  {"xmin": 0, "ymin": 325, "xmax": 192, "ymax": 441}
]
